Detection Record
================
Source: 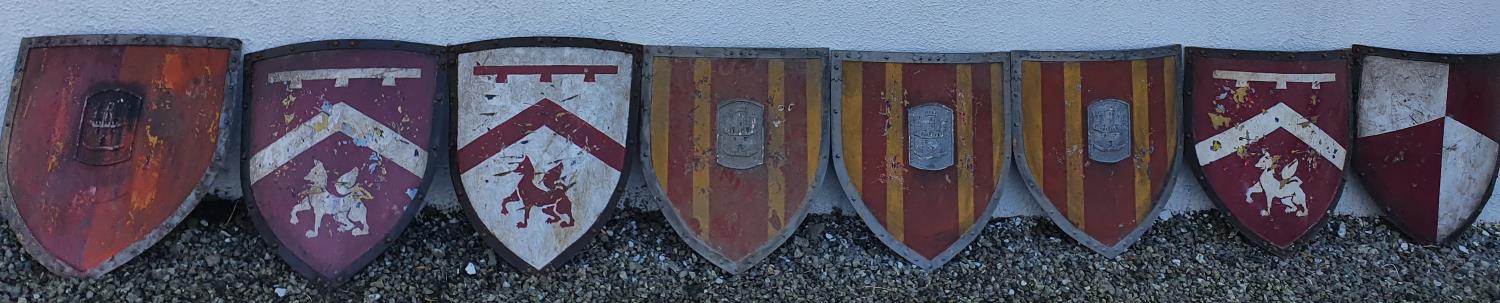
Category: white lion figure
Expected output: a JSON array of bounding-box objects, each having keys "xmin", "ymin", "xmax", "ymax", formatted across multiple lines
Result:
[{"xmin": 289, "ymin": 160, "xmax": 372, "ymax": 238}]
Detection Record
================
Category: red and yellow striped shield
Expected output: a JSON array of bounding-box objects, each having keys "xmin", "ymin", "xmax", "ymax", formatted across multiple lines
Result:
[
  {"xmin": 642, "ymin": 47, "xmax": 828, "ymax": 273},
  {"xmin": 1013, "ymin": 46, "xmax": 1182, "ymax": 257},
  {"xmin": 831, "ymin": 52, "xmax": 1008, "ymax": 269}
]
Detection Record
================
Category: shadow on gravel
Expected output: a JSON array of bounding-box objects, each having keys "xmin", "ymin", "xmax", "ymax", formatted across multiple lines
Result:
[{"xmin": 2, "ymin": 198, "xmax": 1498, "ymax": 302}]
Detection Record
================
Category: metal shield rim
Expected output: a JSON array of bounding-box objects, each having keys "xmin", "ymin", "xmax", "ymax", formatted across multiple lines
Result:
[
  {"xmin": 827, "ymin": 50, "xmax": 1011, "ymax": 270},
  {"xmin": 1007, "ymin": 47, "xmax": 1185, "ymax": 257},
  {"xmin": 0, "ymin": 34, "xmax": 242, "ymax": 277},
  {"xmin": 1182, "ymin": 47, "xmax": 1353, "ymax": 254},
  {"xmin": 240, "ymin": 39, "xmax": 448, "ymax": 287},
  {"xmin": 1349, "ymin": 45, "xmax": 1500, "ymax": 246},
  {"xmin": 638, "ymin": 46, "xmax": 831, "ymax": 274},
  {"xmin": 447, "ymin": 37, "xmax": 643, "ymax": 273}
]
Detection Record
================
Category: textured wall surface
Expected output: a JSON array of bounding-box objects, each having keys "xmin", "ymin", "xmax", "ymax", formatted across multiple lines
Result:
[{"xmin": 2, "ymin": 0, "xmax": 1499, "ymax": 221}]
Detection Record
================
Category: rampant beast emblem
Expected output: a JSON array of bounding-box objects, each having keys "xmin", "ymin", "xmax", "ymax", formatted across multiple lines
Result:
[
  {"xmin": 499, "ymin": 156, "xmax": 577, "ymax": 228},
  {"xmin": 1245, "ymin": 151, "xmax": 1309, "ymax": 217},
  {"xmin": 290, "ymin": 160, "xmax": 372, "ymax": 238}
]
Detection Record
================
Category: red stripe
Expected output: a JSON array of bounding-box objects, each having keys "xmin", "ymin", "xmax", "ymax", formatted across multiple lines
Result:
[
  {"xmin": 780, "ymin": 60, "xmax": 810, "ymax": 228},
  {"xmin": 708, "ymin": 58, "xmax": 770, "ymax": 260},
  {"xmin": 899, "ymin": 63, "xmax": 960, "ymax": 259},
  {"xmin": 456, "ymin": 99, "xmax": 625, "ymax": 173},
  {"xmin": 1147, "ymin": 58, "xmax": 1170, "ymax": 207},
  {"xmin": 1446, "ymin": 62, "xmax": 1500, "ymax": 141},
  {"xmin": 860, "ymin": 62, "xmax": 890, "ymax": 225},
  {"xmin": 1079, "ymin": 60, "xmax": 1136, "ymax": 246},
  {"xmin": 666, "ymin": 58, "xmax": 697, "ymax": 231},
  {"xmin": 971, "ymin": 63, "xmax": 995, "ymax": 217},
  {"xmin": 1039, "ymin": 63, "xmax": 1069, "ymax": 218},
  {"xmin": 1356, "ymin": 119, "xmax": 1444, "ymax": 242}
]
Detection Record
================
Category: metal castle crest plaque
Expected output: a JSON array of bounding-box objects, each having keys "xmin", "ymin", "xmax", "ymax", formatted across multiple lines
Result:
[
  {"xmin": 907, "ymin": 102, "xmax": 955, "ymax": 170},
  {"xmin": 716, "ymin": 99, "xmax": 766, "ymax": 169},
  {"xmin": 1087, "ymin": 99, "xmax": 1132, "ymax": 163}
]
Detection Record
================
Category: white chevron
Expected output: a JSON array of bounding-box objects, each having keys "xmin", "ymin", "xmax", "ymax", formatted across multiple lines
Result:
[
  {"xmin": 249, "ymin": 102, "xmax": 427, "ymax": 183},
  {"xmin": 1194, "ymin": 103, "xmax": 1346, "ymax": 169}
]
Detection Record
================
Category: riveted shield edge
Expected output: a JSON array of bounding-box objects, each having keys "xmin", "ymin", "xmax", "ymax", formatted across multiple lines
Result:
[
  {"xmin": 1350, "ymin": 45, "xmax": 1500, "ymax": 246},
  {"xmin": 639, "ymin": 46, "xmax": 831, "ymax": 274},
  {"xmin": 1008, "ymin": 45, "xmax": 1184, "ymax": 258},
  {"xmin": 0, "ymin": 34, "xmax": 242, "ymax": 277},
  {"xmin": 446, "ymin": 37, "xmax": 643, "ymax": 273},
  {"xmin": 1182, "ymin": 47, "xmax": 1353, "ymax": 254},
  {"xmin": 828, "ymin": 50, "xmax": 1011, "ymax": 270},
  {"xmin": 240, "ymin": 39, "xmax": 449, "ymax": 286}
]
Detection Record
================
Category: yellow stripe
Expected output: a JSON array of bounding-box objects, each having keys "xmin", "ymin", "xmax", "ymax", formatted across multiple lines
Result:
[
  {"xmin": 1022, "ymin": 62, "xmax": 1044, "ymax": 189},
  {"xmin": 650, "ymin": 58, "xmax": 672, "ymax": 195},
  {"xmin": 768, "ymin": 59, "xmax": 786, "ymax": 236},
  {"xmin": 1132, "ymin": 60, "xmax": 1152, "ymax": 220},
  {"xmin": 1063, "ymin": 62, "xmax": 1085, "ymax": 229},
  {"xmin": 884, "ymin": 62, "xmax": 905, "ymax": 242},
  {"xmin": 841, "ymin": 63, "xmax": 863, "ymax": 192},
  {"xmin": 807, "ymin": 60, "xmax": 823, "ymax": 185},
  {"xmin": 1164, "ymin": 57, "xmax": 1178, "ymax": 167},
  {"xmin": 956, "ymin": 65, "xmax": 975, "ymax": 230},
  {"xmin": 691, "ymin": 58, "xmax": 713, "ymax": 240},
  {"xmin": 991, "ymin": 63, "xmax": 1004, "ymax": 183}
]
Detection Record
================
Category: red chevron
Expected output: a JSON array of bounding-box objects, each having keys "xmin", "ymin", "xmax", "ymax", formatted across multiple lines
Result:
[{"xmin": 458, "ymin": 99, "xmax": 624, "ymax": 173}]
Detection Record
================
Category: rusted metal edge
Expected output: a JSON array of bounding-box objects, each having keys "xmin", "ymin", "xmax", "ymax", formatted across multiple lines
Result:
[
  {"xmin": 240, "ymin": 39, "xmax": 449, "ymax": 287},
  {"xmin": 828, "ymin": 51, "xmax": 1012, "ymax": 270},
  {"xmin": 638, "ymin": 46, "xmax": 833, "ymax": 274},
  {"xmin": 1007, "ymin": 46, "xmax": 1184, "ymax": 258},
  {"xmin": 0, "ymin": 34, "xmax": 243, "ymax": 277},
  {"xmin": 1013, "ymin": 45, "xmax": 1181, "ymax": 62},
  {"xmin": 446, "ymin": 36, "xmax": 644, "ymax": 273},
  {"xmin": 645, "ymin": 45, "xmax": 826, "ymax": 60},
  {"xmin": 1182, "ymin": 47, "xmax": 1353, "ymax": 255},
  {"xmin": 1349, "ymin": 45, "xmax": 1500, "ymax": 246}
]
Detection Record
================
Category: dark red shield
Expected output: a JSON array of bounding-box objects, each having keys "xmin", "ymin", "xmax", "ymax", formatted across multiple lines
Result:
[
  {"xmin": 1012, "ymin": 46, "xmax": 1183, "ymax": 257},
  {"xmin": 242, "ymin": 40, "xmax": 445, "ymax": 286},
  {"xmin": 1185, "ymin": 48, "xmax": 1352, "ymax": 252},
  {"xmin": 831, "ymin": 51, "xmax": 1009, "ymax": 269},
  {"xmin": 0, "ymin": 35, "xmax": 239, "ymax": 277},
  {"xmin": 1353, "ymin": 46, "xmax": 1500, "ymax": 245},
  {"xmin": 642, "ymin": 47, "xmax": 829, "ymax": 273},
  {"xmin": 451, "ymin": 37, "xmax": 639, "ymax": 272}
]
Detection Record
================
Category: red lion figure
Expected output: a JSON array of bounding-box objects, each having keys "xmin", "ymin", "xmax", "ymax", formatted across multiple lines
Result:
[{"xmin": 499, "ymin": 156, "xmax": 576, "ymax": 228}]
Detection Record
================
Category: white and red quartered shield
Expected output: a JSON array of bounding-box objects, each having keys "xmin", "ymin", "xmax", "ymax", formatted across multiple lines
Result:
[
  {"xmin": 1353, "ymin": 46, "xmax": 1500, "ymax": 245},
  {"xmin": 1186, "ymin": 48, "xmax": 1352, "ymax": 253},
  {"xmin": 451, "ymin": 38, "xmax": 639, "ymax": 272},
  {"xmin": 243, "ymin": 40, "xmax": 445, "ymax": 286}
]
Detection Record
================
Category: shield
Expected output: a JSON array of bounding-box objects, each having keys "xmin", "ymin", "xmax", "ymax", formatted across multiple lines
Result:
[
  {"xmin": 642, "ymin": 46, "xmax": 829, "ymax": 273},
  {"xmin": 242, "ymin": 40, "xmax": 445, "ymax": 285},
  {"xmin": 1352, "ymin": 46, "xmax": 1500, "ymax": 245},
  {"xmin": 1011, "ymin": 46, "xmax": 1183, "ymax": 257},
  {"xmin": 451, "ymin": 37, "xmax": 640, "ymax": 272},
  {"xmin": 1184, "ymin": 48, "xmax": 1352, "ymax": 253},
  {"xmin": 830, "ymin": 51, "xmax": 1009, "ymax": 269},
  {"xmin": 0, "ymin": 34, "xmax": 240, "ymax": 277}
]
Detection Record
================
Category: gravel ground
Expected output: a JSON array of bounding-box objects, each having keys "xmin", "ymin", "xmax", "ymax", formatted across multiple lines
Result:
[{"xmin": 2, "ymin": 199, "xmax": 1498, "ymax": 302}]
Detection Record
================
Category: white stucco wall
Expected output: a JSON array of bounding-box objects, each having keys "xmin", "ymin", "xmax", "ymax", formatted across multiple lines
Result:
[{"xmin": 2, "ymin": 0, "xmax": 1499, "ymax": 221}]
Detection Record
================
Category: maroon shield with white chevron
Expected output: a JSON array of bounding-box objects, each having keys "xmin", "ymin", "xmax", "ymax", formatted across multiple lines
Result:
[
  {"xmin": 243, "ymin": 40, "xmax": 446, "ymax": 286},
  {"xmin": 451, "ymin": 38, "xmax": 640, "ymax": 271},
  {"xmin": 1353, "ymin": 46, "xmax": 1500, "ymax": 245},
  {"xmin": 1186, "ymin": 48, "xmax": 1351, "ymax": 253}
]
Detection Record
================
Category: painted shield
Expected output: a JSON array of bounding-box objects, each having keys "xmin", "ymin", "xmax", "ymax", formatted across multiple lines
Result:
[
  {"xmin": 1353, "ymin": 46, "xmax": 1500, "ymax": 245},
  {"xmin": 0, "ymin": 35, "xmax": 239, "ymax": 277},
  {"xmin": 1184, "ymin": 48, "xmax": 1352, "ymax": 252},
  {"xmin": 242, "ymin": 40, "xmax": 445, "ymax": 285},
  {"xmin": 642, "ymin": 46, "xmax": 829, "ymax": 273},
  {"xmin": 831, "ymin": 51, "xmax": 1009, "ymax": 269},
  {"xmin": 452, "ymin": 37, "xmax": 639, "ymax": 272},
  {"xmin": 1012, "ymin": 46, "xmax": 1182, "ymax": 257}
]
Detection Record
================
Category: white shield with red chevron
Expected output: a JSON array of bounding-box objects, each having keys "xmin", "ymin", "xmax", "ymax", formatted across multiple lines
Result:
[{"xmin": 453, "ymin": 39, "xmax": 638, "ymax": 271}]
